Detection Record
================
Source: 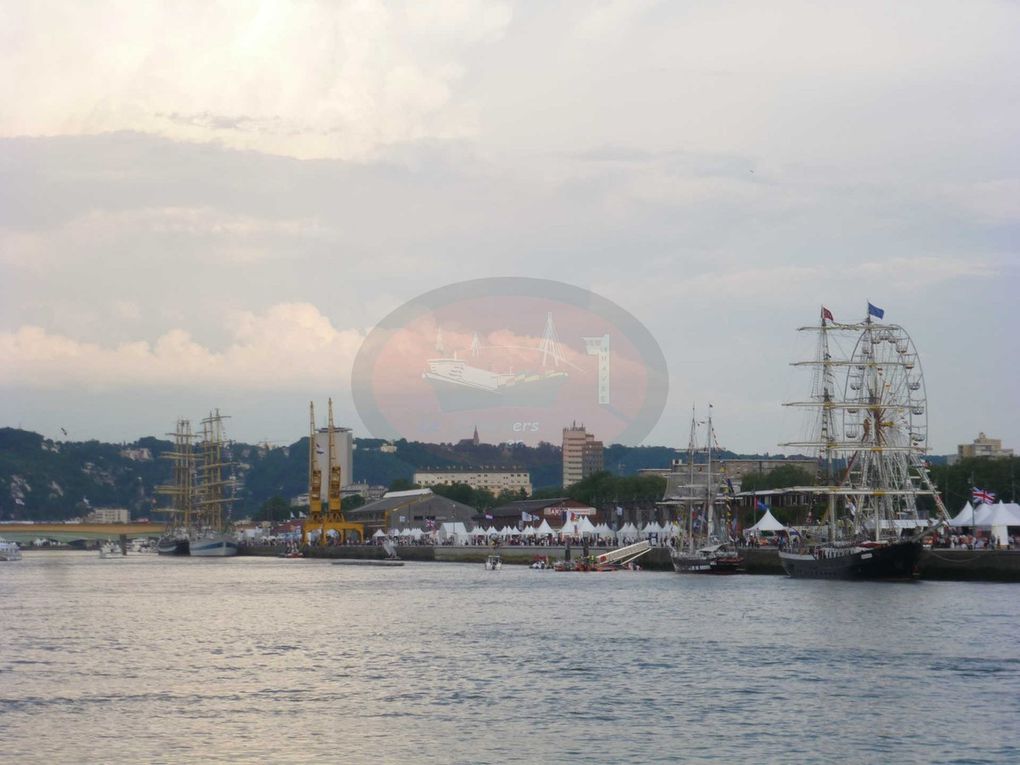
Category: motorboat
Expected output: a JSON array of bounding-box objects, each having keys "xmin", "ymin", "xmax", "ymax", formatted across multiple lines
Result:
[{"xmin": 0, "ymin": 538, "xmax": 22, "ymax": 561}]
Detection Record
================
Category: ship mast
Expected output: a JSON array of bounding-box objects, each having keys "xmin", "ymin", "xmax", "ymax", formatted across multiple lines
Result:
[
  {"xmin": 706, "ymin": 405, "xmax": 714, "ymax": 542},
  {"xmin": 156, "ymin": 418, "xmax": 195, "ymax": 530},
  {"xmin": 819, "ymin": 308, "xmax": 838, "ymax": 543},
  {"xmin": 196, "ymin": 410, "xmax": 234, "ymax": 533},
  {"xmin": 687, "ymin": 408, "xmax": 697, "ymax": 553}
]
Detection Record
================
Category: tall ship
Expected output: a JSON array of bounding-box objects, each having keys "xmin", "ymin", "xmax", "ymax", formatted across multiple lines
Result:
[
  {"xmin": 155, "ymin": 418, "xmax": 194, "ymax": 556},
  {"xmin": 777, "ymin": 304, "xmax": 949, "ymax": 579},
  {"xmin": 156, "ymin": 411, "xmax": 238, "ymax": 557},
  {"xmin": 668, "ymin": 406, "xmax": 743, "ymax": 574},
  {"xmin": 189, "ymin": 410, "xmax": 239, "ymax": 557}
]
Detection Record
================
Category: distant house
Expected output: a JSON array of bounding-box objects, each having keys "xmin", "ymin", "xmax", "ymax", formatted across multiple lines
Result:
[
  {"xmin": 413, "ymin": 466, "xmax": 532, "ymax": 496},
  {"xmin": 87, "ymin": 507, "xmax": 130, "ymax": 524}
]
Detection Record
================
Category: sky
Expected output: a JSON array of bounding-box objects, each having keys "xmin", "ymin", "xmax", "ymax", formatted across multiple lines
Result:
[{"xmin": 1, "ymin": 0, "xmax": 1017, "ymax": 456}]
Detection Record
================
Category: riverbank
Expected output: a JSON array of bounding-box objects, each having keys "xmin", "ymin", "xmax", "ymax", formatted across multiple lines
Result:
[{"xmin": 240, "ymin": 544, "xmax": 1020, "ymax": 581}]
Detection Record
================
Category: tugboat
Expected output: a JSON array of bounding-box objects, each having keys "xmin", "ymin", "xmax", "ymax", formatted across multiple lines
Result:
[{"xmin": 776, "ymin": 304, "xmax": 949, "ymax": 580}]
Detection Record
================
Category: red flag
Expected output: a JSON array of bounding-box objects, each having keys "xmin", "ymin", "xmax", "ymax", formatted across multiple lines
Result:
[{"xmin": 821, "ymin": 306, "xmax": 834, "ymax": 322}]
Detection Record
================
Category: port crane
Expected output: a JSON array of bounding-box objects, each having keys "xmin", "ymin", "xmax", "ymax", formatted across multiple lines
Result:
[{"xmin": 301, "ymin": 399, "xmax": 364, "ymax": 546}]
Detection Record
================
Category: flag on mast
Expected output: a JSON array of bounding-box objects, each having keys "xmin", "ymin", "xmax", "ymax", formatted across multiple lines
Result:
[
  {"xmin": 821, "ymin": 306, "xmax": 834, "ymax": 322},
  {"xmin": 867, "ymin": 302, "xmax": 885, "ymax": 319}
]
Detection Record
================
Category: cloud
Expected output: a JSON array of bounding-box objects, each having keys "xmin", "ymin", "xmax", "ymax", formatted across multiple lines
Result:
[
  {"xmin": 1, "ymin": 1, "xmax": 512, "ymax": 160},
  {"xmin": 0, "ymin": 303, "xmax": 363, "ymax": 391},
  {"xmin": 0, "ymin": 206, "xmax": 329, "ymax": 270}
]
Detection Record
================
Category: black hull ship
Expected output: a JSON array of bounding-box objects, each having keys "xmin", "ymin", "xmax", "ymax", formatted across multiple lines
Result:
[
  {"xmin": 779, "ymin": 540, "xmax": 922, "ymax": 580},
  {"xmin": 156, "ymin": 534, "xmax": 190, "ymax": 556},
  {"xmin": 777, "ymin": 305, "xmax": 950, "ymax": 581},
  {"xmin": 667, "ymin": 407, "xmax": 743, "ymax": 576}
]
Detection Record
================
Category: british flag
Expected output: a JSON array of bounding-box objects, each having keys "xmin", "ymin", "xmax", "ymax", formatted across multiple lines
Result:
[{"xmin": 971, "ymin": 487, "xmax": 996, "ymax": 505}]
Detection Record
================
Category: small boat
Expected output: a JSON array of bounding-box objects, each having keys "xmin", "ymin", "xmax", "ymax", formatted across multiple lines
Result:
[
  {"xmin": 484, "ymin": 554, "xmax": 502, "ymax": 571},
  {"xmin": 0, "ymin": 538, "xmax": 22, "ymax": 562},
  {"xmin": 99, "ymin": 541, "xmax": 125, "ymax": 558},
  {"xmin": 671, "ymin": 542, "xmax": 743, "ymax": 574}
]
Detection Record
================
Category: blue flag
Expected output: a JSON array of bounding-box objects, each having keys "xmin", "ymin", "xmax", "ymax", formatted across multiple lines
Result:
[
  {"xmin": 867, "ymin": 302, "xmax": 885, "ymax": 319},
  {"xmin": 756, "ymin": 500, "xmax": 769, "ymax": 512}
]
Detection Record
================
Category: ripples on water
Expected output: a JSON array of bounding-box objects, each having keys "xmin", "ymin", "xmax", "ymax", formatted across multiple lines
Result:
[{"xmin": 1, "ymin": 552, "xmax": 1018, "ymax": 764}]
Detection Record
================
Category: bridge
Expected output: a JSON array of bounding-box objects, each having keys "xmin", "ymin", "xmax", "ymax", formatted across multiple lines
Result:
[{"xmin": 0, "ymin": 522, "xmax": 165, "ymax": 543}]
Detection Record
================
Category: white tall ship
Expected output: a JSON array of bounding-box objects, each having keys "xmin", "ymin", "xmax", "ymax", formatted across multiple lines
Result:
[
  {"xmin": 190, "ymin": 410, "xmax": 239, "ymax": 557},
  {"xmin": 777, "ymin": 304, "xmax": 949, "ymax": 579},
  {"xmin": 156, "ymin": 411, "xmax": 238, "ymax": 557}
]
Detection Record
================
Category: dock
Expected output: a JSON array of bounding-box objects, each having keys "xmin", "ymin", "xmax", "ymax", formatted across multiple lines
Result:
[{"xmin": 240, "ymin": 544, "xmax": 1020, "ymax": 581}]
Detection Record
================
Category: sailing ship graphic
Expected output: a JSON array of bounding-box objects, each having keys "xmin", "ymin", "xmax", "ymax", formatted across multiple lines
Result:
[{"xmin": 423, "ymin": 313, "xmax": 574, "ymax": 412}]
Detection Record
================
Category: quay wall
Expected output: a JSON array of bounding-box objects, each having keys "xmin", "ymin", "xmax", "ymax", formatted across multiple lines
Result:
[{"xmin": 239, "ymin": 545, "xmax": 1020, "ymax": 581}]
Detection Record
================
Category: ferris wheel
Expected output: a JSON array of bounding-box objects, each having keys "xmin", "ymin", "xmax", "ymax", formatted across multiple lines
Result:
[{"xmin": 841, "ymin": 321, "xmax": 928, "ymax": 516}]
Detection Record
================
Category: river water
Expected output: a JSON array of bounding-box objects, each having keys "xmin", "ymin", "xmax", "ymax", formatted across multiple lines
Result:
[{"xmin": 1, "ymin": 551, "xmax": 1018, "ymax": 764}]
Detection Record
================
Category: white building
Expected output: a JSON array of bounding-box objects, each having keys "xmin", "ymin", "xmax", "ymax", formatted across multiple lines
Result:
[
  {"xmin": 314, "ymin": 427, "xmax": 354, "ymax": 487},
  {"xmin": 89, "ymin": 507, "xmax": 130, "ymax": 523},
  {"xmin": 957, "ymin": 433, "xmax": 1014, "ymax": 460},
  {"xmin": 413, "ymin": 467, "xmax": 532, "ymax": 496}
]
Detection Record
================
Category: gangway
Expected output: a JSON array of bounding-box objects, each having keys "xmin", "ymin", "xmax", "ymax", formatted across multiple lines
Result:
[{"xmin": 595, "ymin": 540, "xmax": 652, "ymax": 567}]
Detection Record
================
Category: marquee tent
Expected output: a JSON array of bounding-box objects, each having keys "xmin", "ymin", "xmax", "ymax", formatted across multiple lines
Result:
[
  {"xmin": 968, "ymin": 502, "xmax": 1020, "ymax": 547},
  {"xmin": 747, "ymin": 509, "xmax": 787, "ymax": 533},
  {"xmin": 535, "ymin": 519, "xmax": 555, "ymax": 536},
  {"xmin": 949, "ymin": 502, "xmax": 977, "ymax": 527},
  {"xmin": 439, "ymin": 522, "xmax": 470, "ymax": 544},
  {"xmin": 618, "ymin": 522, "xmax": 639, "ymax": 539}
]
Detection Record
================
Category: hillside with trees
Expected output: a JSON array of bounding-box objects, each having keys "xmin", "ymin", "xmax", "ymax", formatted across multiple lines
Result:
[{"xmin": 4, "ymin": 425, "xmax": 983, "ymax": 522}]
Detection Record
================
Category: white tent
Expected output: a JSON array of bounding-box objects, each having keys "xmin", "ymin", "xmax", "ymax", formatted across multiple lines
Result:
[
  {"xmin": 439, "ymin": 522, "xmax": 470, "ymax": 544},
  {"xmin": 398, "ymin": 528, "xmax": 413, "ymax": 537},
  {"xmin": 618, "ymin": 522, "xmax": 639, "ymax": 538},
  {"xmin": 949, "ymin": 502, "xmax": 976, "ymax": 527},
  {"xmin": 485, "ymin": 526, "xmax": 499, "ymax": 537},
  {"xmin": 535, "ymin": 519, "xmax": 555, "ymax": 536},
  {"xmin": 371, "ymin": 529, "xmax": 387, "ymax": 539},
  {"xmin": 387, "ymin": 528, "xmax": 401, "ymax": 537},
  {"xmin": 962, "ymin": 502, "xmax": 1020, "ymax": 528},
  {"xmin": 521, "ymin": 525, "xmax": 537, "ymax": 537},
  {"xmin": 576, "ymin": 516, "xmax": 598, "ymax": 535},
  {"xmin": 641, "ymin": 521, "xmax": 664, "ymax": 538},
  {"xmin": 748, "ymin": 509, "xmax": 787, "ymax": 533},
  {"xmin": 984, "ymin": 503, "xmax": 1020, "ymax": 547},
  {"xmin": 595, "ymin": 523, "xmax": 615, "ymax": 539}
]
